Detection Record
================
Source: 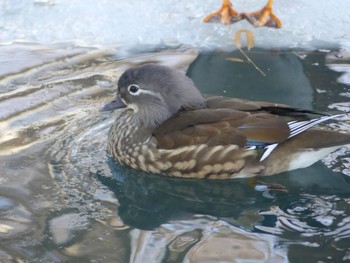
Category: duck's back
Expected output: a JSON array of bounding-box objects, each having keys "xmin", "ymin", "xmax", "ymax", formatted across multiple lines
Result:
[{"xmin": 150, "ymin": 95, "xmax": 350, "ymax": 178}]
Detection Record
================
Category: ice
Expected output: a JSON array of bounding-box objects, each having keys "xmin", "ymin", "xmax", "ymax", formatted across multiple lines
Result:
[{"xmin": 0, "ymin": 0, "xmax": 349, "ymax": 50}]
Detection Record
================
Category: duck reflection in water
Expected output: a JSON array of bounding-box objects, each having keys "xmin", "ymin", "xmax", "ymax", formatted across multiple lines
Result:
[{"xmin": 98, "ymin": 157, "xmax": 350, "ymax": 230}]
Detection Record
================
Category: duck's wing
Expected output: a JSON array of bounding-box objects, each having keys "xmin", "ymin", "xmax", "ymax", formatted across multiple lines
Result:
[
  {"xmin": 206, "ymin": 96, "xmax": 328, "ymax": 118},
  {"xmin": 153, "ymin": 106, "xmax": 290, "ymax": 150},
  {"xmin": 205, "ymin": 96, "xmax": 345, "ymax": 160},
  {"xmin": 154, "ymin": 95, "xmax": 335, "ymax": 151}
]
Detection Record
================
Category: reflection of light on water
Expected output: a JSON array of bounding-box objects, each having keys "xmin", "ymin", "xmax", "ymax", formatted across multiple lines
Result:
[
  {"xmin": 323, "ymin": 148, "xmax": 350, "ymax": 176},
  {"xmin": 329, "ymin": 103, "xmax": 350, "ymax": 115},
  {"xmin": 129, "ymin": 217, "xmax": 288, "ymax": 263},
  {"xmin": 322, "ymin": 107, "xmax": 350, "ymax": 176},
  {"xmin": 0, "ymin": 223, "xmax": 14, "ymax": 233},
  {"xmin": 326, "ymin": 51, "xmax": 350, "ymax": 85},
  {"xmin": 258, "ymin": 195, "xmax": 350, "ymax": 244}
]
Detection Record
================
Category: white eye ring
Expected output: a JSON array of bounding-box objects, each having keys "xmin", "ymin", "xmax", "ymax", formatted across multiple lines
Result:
[{"xmin": 127, "ymin": 84, "xmax": 140, "ymax": 95}]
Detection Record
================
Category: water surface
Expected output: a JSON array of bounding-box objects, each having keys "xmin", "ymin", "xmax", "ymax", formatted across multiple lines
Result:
[{"xmin": 0, "ymin": 43, "xmax": 349, "ymax": 262}]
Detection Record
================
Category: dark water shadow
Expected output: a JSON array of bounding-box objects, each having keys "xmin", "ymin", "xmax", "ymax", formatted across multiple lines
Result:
[{"xmin": 97, "ymin": 157, "xmax": 350, "ymax": 231}]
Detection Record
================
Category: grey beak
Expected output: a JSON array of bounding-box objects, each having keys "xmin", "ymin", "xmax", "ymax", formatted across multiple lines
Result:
[{"xmin": 101, "ymin": 95, "xmax": 126, "ymax": 111}]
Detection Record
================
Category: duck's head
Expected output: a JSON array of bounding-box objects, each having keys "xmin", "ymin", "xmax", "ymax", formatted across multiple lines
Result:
[{"xmin": 103, "ymin": 64, "xmax": 206, "ymax": 127}]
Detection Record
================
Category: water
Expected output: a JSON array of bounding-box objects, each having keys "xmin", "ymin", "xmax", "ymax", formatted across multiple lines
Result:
[{"xmin": 0, "ymin": 43, "xmax": 350, "ymax": 262}]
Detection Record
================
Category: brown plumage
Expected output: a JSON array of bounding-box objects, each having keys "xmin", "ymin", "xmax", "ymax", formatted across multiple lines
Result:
[{"xmin": 103, "ymin": 64, "xmax": 350, "ymax": 179}]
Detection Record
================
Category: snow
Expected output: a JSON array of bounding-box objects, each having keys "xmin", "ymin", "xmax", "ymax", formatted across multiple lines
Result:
[{"xmin": 0, "ymin": 0, "xmax": 349, "ymax": 50}]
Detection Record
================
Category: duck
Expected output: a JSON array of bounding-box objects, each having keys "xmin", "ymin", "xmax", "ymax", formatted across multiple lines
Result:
[
  {"xmin": 103, "ymin": 64, "xmax": 350, "ymax": 179},
  {"xmin": 203, "ymin": 0, "xmax": 282, "ymax": 28}
]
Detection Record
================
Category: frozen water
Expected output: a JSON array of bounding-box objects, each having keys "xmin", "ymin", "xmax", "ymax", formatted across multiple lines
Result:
[{"xmin": 0, "ymin": 0, "xmax": 349, "ymax": 50}]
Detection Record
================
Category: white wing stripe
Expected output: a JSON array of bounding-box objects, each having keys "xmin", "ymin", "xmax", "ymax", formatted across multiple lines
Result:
[
  {"xmin": 289, "ymin": 114, "xmax": 343, "ymax": 138},
  {"xmin": 259, "ymin": 114, "xmax": 344, "ymax": 162}
]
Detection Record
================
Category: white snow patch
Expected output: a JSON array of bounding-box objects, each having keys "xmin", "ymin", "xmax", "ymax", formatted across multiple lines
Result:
[{"xmin": 0, "ymin": 0, "xmax": 349, "ymax": 50}]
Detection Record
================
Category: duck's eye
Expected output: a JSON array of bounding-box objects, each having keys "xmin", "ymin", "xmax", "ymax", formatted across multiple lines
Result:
[{"xmin": 128, "ymin": 84, "xmax": 140, "ymax": 94}]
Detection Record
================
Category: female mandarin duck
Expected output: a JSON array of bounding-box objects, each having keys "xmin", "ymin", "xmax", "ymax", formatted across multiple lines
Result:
[
  {"xmin": 103, "ymin": 64, "xmax": 350, "ymax": 179},
  {"xmin": 203, "ymin": 0, "xmax": 282, "ymax": 28}
]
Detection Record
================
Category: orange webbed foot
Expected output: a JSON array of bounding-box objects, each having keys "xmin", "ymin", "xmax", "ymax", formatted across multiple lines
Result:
[
  {"xmin": 242, "ymin": 0, "xmax": 282, "ymax": 28},
  {"xmin": 203, "ymin": 0, "xmax": 243, "ymax": 25}
]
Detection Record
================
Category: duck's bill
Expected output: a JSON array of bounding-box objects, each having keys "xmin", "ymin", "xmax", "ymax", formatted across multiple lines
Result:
[{"xmin": 101, "ymin": 95, "xmax": 127, "ymax": 111}]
